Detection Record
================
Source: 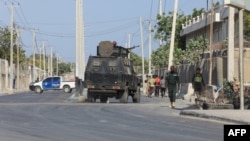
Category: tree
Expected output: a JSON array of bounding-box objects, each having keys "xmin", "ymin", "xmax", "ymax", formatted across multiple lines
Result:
[
  {"xmin": 151, "ymin": 42, "xmax": 170, "ymax": 67},
  {"xmin": 0, "ymin": 27, "xmax": 26, "ymax": 65},
  {"xmin": 181, "ymin": 36, "xmax": 209, "ymax": 64},
  {"xmin": 130, "ymin": 51, "xmax": 149, "ymax": 74},
  {"xmin": 244, "ymin": 11, "xmax": 250, "ymax": 41},
  {"xmin": 152, "ymin": 8, "xmax": 206, "ymax": 66},
  {"xmin": 58, "ymin": 62, "xmax": 72, "ymax": 76}
]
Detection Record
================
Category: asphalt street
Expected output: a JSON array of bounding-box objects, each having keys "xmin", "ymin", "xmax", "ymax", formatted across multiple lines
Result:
[{"xmin": 0, "ymin": 90, "xmax": 226, "ymax": 141}]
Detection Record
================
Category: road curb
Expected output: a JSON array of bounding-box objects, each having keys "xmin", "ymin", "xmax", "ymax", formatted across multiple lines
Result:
[{"xmin": 179, "ymin": 110, "xmax": 250, "ymax": 125}]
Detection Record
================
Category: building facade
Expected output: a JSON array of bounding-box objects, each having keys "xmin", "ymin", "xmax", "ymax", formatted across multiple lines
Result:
[{"xmin": 179, "ymin": 5, "xmax": 250, "ymax": 85}]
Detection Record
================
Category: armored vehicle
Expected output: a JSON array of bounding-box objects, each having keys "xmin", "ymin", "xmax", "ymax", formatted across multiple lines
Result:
[{"xmin": 84, "ymin": 41, "xmax": 141, "ymax": 103}]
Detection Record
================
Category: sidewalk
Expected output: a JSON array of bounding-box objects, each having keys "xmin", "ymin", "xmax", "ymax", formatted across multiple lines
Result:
[
  {"xmin": 176, "ymin": 96, "xmax": 250, "ymax": 125},
  {"xmin": 0, "ymin": 88, "xmax": 29, "ymax": 96}
]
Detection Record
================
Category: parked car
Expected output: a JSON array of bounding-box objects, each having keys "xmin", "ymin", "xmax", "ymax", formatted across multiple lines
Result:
[{"xmin": 29, "ymin": 76, "xmax": 75, "ymax": 94}]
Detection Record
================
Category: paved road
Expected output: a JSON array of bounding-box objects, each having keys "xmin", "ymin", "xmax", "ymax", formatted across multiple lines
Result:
[{"xmin": 0, "ymin": 91, "xmax": 226, "ymax": 141}]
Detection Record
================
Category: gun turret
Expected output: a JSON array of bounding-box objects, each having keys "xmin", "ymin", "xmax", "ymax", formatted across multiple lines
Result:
[{"xmin": 97, "ymin": 41, "xmax": 139, "ymax": 58}]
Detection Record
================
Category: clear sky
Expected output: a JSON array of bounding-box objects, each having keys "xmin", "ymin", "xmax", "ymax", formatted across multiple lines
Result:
[{"xmin": 0, "ymin": 0, "xmax": 222, "ymax": 63}]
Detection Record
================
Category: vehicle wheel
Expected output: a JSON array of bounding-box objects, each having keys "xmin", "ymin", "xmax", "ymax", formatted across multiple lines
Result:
[
  {"xmin": 35, "ymin": 86, "xmax": 43, "ymax": 94},
  {"xmin": 63, "ymin": 85, "xmax": 71, "ymax": 93},
  {"xmin": 120, "ymin": 87, "xmax": 128, "ymax": 103},
  {"xmin": 132, "ymin": 87, "xmax": 141, "ymax": 103},
  {"xmin": 87, "ymin": 92, "xmax": 96, "ymax": 102},
  {"xmin": 100, "ymin": 96, "xmax": 108, "ymax": 103}
]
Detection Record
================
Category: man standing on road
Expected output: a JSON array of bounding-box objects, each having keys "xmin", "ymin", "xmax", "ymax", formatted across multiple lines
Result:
[
  {"xmin": 160, "ymin": 76, "xmax": 166, "ymax": 98},
  {"xmin": 166, "ymin": 66, "xmax": 180, "ymax": 108},
  {"xmin": 145, "ymin": 75, "xmax": 151, "ymax": 97},
  {"xmin": 192, "ymin": 67, "xmax": 205, "ymax": 103},
  {"xmin": 154, "ymin": 75, "xmax": 161, "ymax": 97},
  {"xmin": 148, "ymin": 75, "xmax": 155, "ymax": 97}
]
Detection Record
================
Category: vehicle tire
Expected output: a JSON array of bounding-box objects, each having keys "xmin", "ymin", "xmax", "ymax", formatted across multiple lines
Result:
[
  {"xmin": 100, "ymin": 96, "xmax": 108, "ymax": 103},
  {"xmin": 120, "ymin": 87, "xmax": 128, "ymax": 103},
  {"xmin": 63, "ymin": 85, "xmax": 72, "ymax": 93},
  {"xmin": 132, "ymin": 87, "xmax": 141, "ymax": 103},
  {"xmin": 87, "ymin": 92, "xmax": 96, "ymax": 102},
  {"xmin": 35, "ymin": 86, "xmax": 43, "ymax": 94}
]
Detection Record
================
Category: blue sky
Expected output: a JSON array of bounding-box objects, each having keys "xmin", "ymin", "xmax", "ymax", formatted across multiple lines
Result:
[{"xmin": 0, "ymin": 0, "xmax": 222, "ymax": 63}]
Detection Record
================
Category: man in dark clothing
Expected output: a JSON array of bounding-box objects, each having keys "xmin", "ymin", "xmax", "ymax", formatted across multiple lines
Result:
[
  {"xmin": 192, "ymin": 67, "xmax": 205, "ymax": 101},
  {"xmin": 166, "ymin": 65, "xmax": 180, "ymax": 108}
]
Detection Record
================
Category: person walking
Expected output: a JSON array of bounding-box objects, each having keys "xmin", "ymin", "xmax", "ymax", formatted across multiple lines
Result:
[
  {"xmin": 145, "ymin": 75, "xmax": 151, "ymax": 97},
  {"xmin": 35, "ymin": 77, "xmax": 39, "ymax": 82},
  {"xmin": 13, "ymin": 77, "xmax": 16, "ymax": 89},
  {"xmin": 192, "ymin": 67, "xmax": 205, "ymax": 103},
  {"xmin": 148, "ymin": 75, "xmax": 155, "ymax": 98},
  {"xmin": 166, "ymin": 66, "xmax": 180, "ymax": 108},
  {"xmin": 154, "ymin": 75, "xmax": 161, "ymax": 97},
  {"xmin": 160, "ymin": 76, "xmax": 166, "ymax": 98}
]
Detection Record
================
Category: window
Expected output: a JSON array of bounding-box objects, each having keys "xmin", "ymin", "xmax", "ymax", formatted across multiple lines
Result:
[{"xmin": 44, "ymin": 77, "xmax": 52, "ymax": 83}]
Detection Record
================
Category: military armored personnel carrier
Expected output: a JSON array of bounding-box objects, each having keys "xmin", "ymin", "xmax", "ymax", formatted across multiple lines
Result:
[{"xmin": 84, "ymin": 41, "xmax": 141, "ymax": 103}]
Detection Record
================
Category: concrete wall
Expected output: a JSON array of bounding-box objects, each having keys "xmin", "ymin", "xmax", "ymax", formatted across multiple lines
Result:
[
  {"xmin": 154, "ymin": 49, "xmax": 250, "ymax": 86},
  {"xmin": 0, "ymin": 58, "xmax": 45, "ymax": 91},
  {"xmin": 0, "ymin": 58, "xmax": 75, "ymax": 91}
]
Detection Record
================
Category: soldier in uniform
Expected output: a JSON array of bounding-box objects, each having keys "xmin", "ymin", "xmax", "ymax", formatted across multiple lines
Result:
[{"xmin": 166, "ymin": 65, "xmax": 180, "ymax": 108}]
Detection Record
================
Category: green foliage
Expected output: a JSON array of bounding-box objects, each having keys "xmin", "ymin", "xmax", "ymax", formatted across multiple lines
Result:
[
  {"xmin": 182, "ymin": 36, "xmax": 209, "ymax": 64},
  {"xmin": 130, "ymin": 51, "xmax": 148, "ymax": 74},
  {"xmin": 155, "ymin": 11, "xmax": 186, "ymax": 44},
  {"xmin": 222, "ymin": 78, "xmax": 238, "ymax": 102},
  {"xmin": 244, "ymin": 11, "xmax": 250, "ymax": 41},
  {"xmin": 173, "ymin": 47, "xmax": 184, "ymax": 65},
  {"xmin": 130, "ymin": 52, "xmax": 142, "ymax": 66},
  {"xmin": 152, "ymin": 8, "xmax": 206, "ymax": 66},
  {"xmin": 151, "ymin": 43, "xmax": 169, "ymax": 67},
  {"xmin": 0, "ymin": 27, "xmax": 26, "ymax": 65},
  {"xmin": 58, "ymin": 62, "xmax": 72, "ymax": 75}
]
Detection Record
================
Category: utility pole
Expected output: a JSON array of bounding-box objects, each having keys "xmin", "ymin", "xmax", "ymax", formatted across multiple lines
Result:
[
  {"xmin": 32, "ymin": 30, "xmax": 37, "ymax": 82},
  {"xmin": 128, "ymin": 34, "xmax": 131, "ymax": 59},
  {"xmin": 56, "ymin": 54, "xmax": 59, "ymax": 76},
  {"xmin": 47, "ymin": 49, "xmax": 50, "ymax": 76},
  {"xmin": 158, "ymin": 0, "xmax": 163, "ymax": 47},
  {"xmin": 139, "ymin": 17, "xmax": 145, "ymax": 89},
  {"xmin": 9, "ymin": 3, "xmax": 14, "ymax": 92},
  {"xmin": 227, "ymin": 7, "xmax": 235, "ymax": 81},
  {"xmin": 81, "ymin": 0, "xmax": 85, "ymax": 80},
  {"xmin": 39, "ymin": 45, "xmax": 42, "ymax": 80},
  {"xmin": 42, "ymin": 41, "xmax": 46, "ymax": 78},
  {"xmin": 168, "ymin": 0, "xmax": 178, "ymax": 70},
  {"xmin": 239, "ymin": 9, "xmax": 244, "ymax": 110},
  {"xmin": 76, "ymin": 0, "xmax": 85, "ymax": 79},
  {"xmin": 209, "ymin": 0, "xmax": 214, "ymax": 85},
  {"xmin": 50, "ymin": 47, "xmax": 53, "ymax": 76},
  {"xmin": 75, "ymin": 0, "xmax": 79, "ymax": 78},
  {"xmin": 16, "ymin": 28, "xmax": 20, "ymax": 89},
  {"xmin": 148, "ymin": 19, "xmax": 152, "ymax": 75}
]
